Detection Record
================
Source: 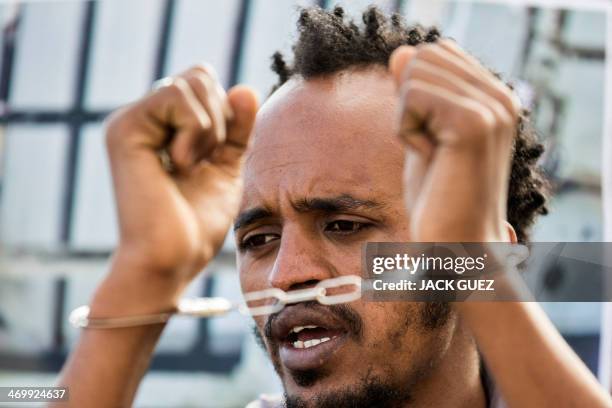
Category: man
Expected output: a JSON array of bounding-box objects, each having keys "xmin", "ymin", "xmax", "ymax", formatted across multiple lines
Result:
[{"xmin": 55, "ymin": 6, "xmax": 611, "ymax": 408}]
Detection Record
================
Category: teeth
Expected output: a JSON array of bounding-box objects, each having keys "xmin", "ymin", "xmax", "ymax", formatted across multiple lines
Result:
[
  {"xmin": 292, "ymin": 337, "xmax": 333, "ymax": 349},
  {"xmin": 290, "ymin": 325, "xmax": 318, "ymax": 334},
  {"xmin": 306, "ymin": 339, "xmax": 320, "ymax": 348}
]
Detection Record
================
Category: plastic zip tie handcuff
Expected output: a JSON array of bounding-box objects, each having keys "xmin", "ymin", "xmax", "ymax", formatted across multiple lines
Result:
[{"xmin": 68, "ymin": 275, "xmax": 362, "ymax": 329}]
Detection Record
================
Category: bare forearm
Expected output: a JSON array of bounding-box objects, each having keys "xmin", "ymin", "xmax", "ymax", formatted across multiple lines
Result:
[
  {"xmin": 52, "ymin": 256, "xmax": 182, "ymax": 408},
  {"xmin": 458, "ymin": 301, "xmax": 612, "ymax": 408},
  {"xmin": 53, "ymin": 322, "xmax": 164, "ymax": 407}
]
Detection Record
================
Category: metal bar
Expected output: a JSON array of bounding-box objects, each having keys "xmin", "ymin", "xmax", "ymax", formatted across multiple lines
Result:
[
  {"xmin": 153, "ymin": 0, "xmax": 176, "ymax": 81},
  {"xmin": 517, "ymin": 7, "xmax": 538, "ymax": 78},
  {"xmin": 549, "ymin": 9, "xmax": 604, "ymax": 60},
  {"xmin": 51, "ymin": 278, "xmax": 67, "ymax": 350},
  {"xmin": 227, "ymin": 0, "xmax": 251, "ymax": 88},
  {"xmin": 0, "ymin": 110, "xmax": 110, "ymax": 124},
  {"xmin": 0, "ymin": 349, "xmax": 241, "ymax": 373},
  {"xmin": 0, "ymin": 5, "xmax": 21, "ymax": 111},
  {"xmin": 553, "ymin": 42, "xmax": 605, "ymax": 60},
  {"xmin": 60, "ymin": 0, "xmax": 97, "ymax": 244},
  {"xmin": 191, "ymin": 276, "xmax": 215, "ymax": 355}
]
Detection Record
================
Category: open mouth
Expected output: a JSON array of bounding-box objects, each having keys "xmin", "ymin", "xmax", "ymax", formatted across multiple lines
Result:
[
  {"xmin": 285, "ymin": 325, "xmax": 344, "ymax": 349},
  {"xmin": 272, "ymin": 306, "xmax": 351, "ymax": 372}
]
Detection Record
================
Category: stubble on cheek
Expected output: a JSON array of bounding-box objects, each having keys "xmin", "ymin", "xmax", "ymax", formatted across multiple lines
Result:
[
  {"xmin": 251, "ymin": 319, "xmax": 282, "ymax": 374},
  {"xmin": 359, "ymin": 302, "xmax": 455, "ymax": 389}
]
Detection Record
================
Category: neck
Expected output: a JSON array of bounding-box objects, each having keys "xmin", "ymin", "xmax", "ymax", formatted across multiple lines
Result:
[{"xmin": 407, "ymin": 319, "xmax": 487, "ymax": 408}]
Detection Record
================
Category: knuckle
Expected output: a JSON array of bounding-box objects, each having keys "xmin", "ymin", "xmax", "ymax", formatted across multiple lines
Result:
[
  {"xmin": 417, "ymin": 42, "xmax": 437, "ymax": 55},
  {"xmin": 199, "ymin": 74, "xmax": 216, "ymax": 94},
  {"xmin": 186, "ymin": 109, "xmax": 210, "ymax": 131},
  {"xmin": 478, "ymin": 110, "xmax": 496, "ymax": 132},
  {"xmin": 495, "ymin": 90, "xmax": 521, "ymax": 125},
  {"xmin": 489, "ymin": 77, "xmax": 521, "ymax": 110},
  {"xmin": 166, "ymin": 77, "xmax": 189, "ymax": 99},
  {"xmin": 486, "ymin": 98, "xmax": 513, "ymax": 129},
  {"xmin": 440, "ymin": 38, "xmax": 459, "ymax": 50},
  {"xmin": 465, "ymin": 107, "xmax": 496, "ymax": 137},
  {"xmin": 508, "ymin": 93, "xmax": 522, "ymax": 117},
  {"xmin": 193, "ymin": 63, "xmax": 216, "ymax": 76},
  {"xmin": 187, "ymin": 64, "xmax": 219, "ymax": 88},
  {"xmin": 407, "ymin": 60, "xmax": 432, "ymax": 79},
  {"xmin": 400, "ymin": 80, "xmax": 424, "ymax": 100},
  {"xmin": 186, "ymin": 73, "xmax": 210, "ymax": 96},
  {"xmin": 496, "ymin": 109, "xmax": 514, "ymax": 129},
  {"xmin": 187, "ymin": 63, "xmax": 211, "ymax": 77},
  {"xmin": 398, "ymin": 80, "xmax": 437, "ymax": 119},
  {"xmin": 415, "ymin": 43, "xmax": 442, "ymax": 62},
  {"xmin": 104, "ymin": 107, "xmax": 132, "ymax": 148},
  {"xmin": 186, "ymin": 70, "xmax": 223, "ymax": 105}
]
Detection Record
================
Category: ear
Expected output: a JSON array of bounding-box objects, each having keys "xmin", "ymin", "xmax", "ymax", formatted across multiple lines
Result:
[{"xmin": 503, "ymin": 221, "xmax": 518, "ymax": 244}]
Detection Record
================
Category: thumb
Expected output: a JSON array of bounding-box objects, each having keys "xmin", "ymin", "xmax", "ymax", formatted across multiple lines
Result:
[
  {"xmin": 389, "ymin": 45, "xmax": 417, "ymax": 87},
  {"xmin": 226, "ymin": 85, "xmax": 259, "ymax": 148},
  {"xmin": 209, "ymin": 85, "xmax": 259, "ymax": 168}
]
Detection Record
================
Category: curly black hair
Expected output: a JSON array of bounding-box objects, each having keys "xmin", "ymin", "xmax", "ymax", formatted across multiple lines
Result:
[{"xmin": 270, "ymin": 5, "xmax": 548, "ymax": 243}]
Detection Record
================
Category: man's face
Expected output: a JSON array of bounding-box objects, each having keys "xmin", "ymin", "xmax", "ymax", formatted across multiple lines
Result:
[{"xmin": 235, "ymin": 68, "xmax": 458, "ymax": 406}]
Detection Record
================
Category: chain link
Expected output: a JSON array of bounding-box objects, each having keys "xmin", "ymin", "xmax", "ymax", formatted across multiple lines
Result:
[
  {"xmin": 240, "ymin": 275, "xmax": 362, "ymax": 316},
  {"xmin": 69, "ymin": 275, "xmax": 362, "ymax": 328}
]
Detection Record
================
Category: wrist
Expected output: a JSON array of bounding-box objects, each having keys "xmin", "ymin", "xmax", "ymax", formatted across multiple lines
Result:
[{"xmin": 89, "ymin": 251, "xmax": 187, "ymax": 318}]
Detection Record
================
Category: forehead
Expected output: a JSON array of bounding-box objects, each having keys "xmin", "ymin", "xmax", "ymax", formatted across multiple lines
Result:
[{"xmin": 242, "ymin": 68, "xmax": 404, "ymax": 210}]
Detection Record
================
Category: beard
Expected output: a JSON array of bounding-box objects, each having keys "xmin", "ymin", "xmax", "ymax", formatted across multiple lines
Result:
[
  {"xmin": 283, "ymin": 374, "xmax": 413, "ymax": 408},
  {"xmin": 251, "ymin": 301, "xmax": 452, "ymax": 408}
]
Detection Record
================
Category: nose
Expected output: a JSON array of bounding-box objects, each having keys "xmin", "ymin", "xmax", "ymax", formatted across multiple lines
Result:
[{"xmin": 267, "ymin": 225, "xmax": 333, "ymax": 292}]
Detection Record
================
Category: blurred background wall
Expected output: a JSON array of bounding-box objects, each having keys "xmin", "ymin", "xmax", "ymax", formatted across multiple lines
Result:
[{"xmin": 0, "ymin": 0, "xmax": 609, "ymax": 406}]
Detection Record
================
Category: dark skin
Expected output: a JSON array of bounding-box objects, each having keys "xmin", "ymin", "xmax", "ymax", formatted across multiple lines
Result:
[
  {"xmin": 54, "ymin": 42, "xmax": 612, "ymax": 408},
  {"xmin": 236, "ymin": 69, "xmax": 484, "ymax": 406}
]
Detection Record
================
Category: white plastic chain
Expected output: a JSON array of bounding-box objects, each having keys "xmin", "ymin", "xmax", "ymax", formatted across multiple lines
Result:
[{"xmin": 69, "ymin": 275, "xmax": 362, "ymax": 329}]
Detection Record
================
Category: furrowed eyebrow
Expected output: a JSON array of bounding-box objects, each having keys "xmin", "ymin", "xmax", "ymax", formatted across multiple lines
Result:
[
  {"xmin": 292, "ymin": 194, "xmax": 385, "ymax": 213},
  {"xmin": 234, "ymin": 194, "xmax": 385, "ymax": 232},
  {"xmin": 234, "ymin": 207, "xmax": 273, "ymax": 231}
]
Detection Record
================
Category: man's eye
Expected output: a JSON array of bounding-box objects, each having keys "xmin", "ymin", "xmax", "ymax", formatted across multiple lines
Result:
[
  {"xmin": 240, "ymin": 233, "xmax": 278, "ymax": 250},
  {"xmin": 325, "ymin": 220, "xmax": 367, "ymax": 234}
]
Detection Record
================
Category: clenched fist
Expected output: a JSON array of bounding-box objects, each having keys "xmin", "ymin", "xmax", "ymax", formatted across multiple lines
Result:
[
  {"xmin": 97, "ymin": 65, "xmax": 258, "ymax": 313},
  {"xmin": 389, "ymin": 40, "xmax": 521, "ymax": 243}
]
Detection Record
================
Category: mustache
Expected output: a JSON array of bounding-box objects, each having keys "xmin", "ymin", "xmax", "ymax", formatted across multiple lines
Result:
[{"xmin": 263, "ymin": 301, "xmax": 364, "ymax": 344}]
